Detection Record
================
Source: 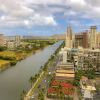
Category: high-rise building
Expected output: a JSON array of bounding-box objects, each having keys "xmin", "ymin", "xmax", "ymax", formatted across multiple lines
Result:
[
  {"xmin": 75, "ymin": 32, "xmax": 88, "ymax": 48},
  {"xmin": 90, "ymin": 26, "xmax": 97, "ymax": 49},
  {"xmin": 96, "ymin": 32, "xmax": 100, "ymax": 49},
  {"xmin": 66, "ymin": 26, "xmax": 73, "ymax": 48},
  {"xmin": 67, "ymin": 26, "xmax": 73, "ymax": 40}
]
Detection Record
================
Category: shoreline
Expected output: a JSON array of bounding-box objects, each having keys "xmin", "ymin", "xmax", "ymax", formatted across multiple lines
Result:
[
  {"xmin": 0, "ymin": 43, "xmax": 51, "ymax": 73},
  {"xmin": 24, "ymin": 42, "xmax": 63, "ymax": 100},
  {"xmin": 0, "ymin": 49, "xmax": 42, "ymax": 72}
]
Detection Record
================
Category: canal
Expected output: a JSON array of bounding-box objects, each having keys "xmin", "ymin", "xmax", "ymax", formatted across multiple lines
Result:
[{"xmin": 0, "ymin": 41, "xmax": 62, "ymax": 100}]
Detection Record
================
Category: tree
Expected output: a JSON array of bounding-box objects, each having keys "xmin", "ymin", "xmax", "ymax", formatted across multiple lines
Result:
[
  {"xmin": 73, "ymin": 80, "xmax": 80, "ymax": 86},
  {"xmin": 85, "ymin": 61, "xmax": 95, "ymax": 79},
  {"xmin": 38, "ymin": 91, "xmax": 44, "ymax": 100},
  {"xmin": 86, "ymin": 70, "xmax": 95, "ymax": 79},
  {"xmin": 88, "ymin": 63, "xmax": 93, "ymax": 71},
  {"xmin": 75, "ymin": 70, "xmax": 84, "ymax": 81},
  {"xmin": 29, "ymin": 76, "xmax": 36, "ymax": 87},
  {"xmin": 0, "ymin": 46, "xmax": 7, "ymax": 51},
  {"xmin": 20, "ymin": 89, "xmax": 26, "ymax": 100}
]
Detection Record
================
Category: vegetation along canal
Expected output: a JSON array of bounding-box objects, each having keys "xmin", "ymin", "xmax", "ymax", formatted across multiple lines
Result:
[{"xmin": 0, "ymin": 41, "xmax": 63, "ymax": 100}]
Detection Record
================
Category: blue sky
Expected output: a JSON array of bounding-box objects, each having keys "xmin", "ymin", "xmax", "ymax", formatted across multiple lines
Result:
[{"xmin": 0, "ymin": 0, "xmax": 100, "ymax": 36}]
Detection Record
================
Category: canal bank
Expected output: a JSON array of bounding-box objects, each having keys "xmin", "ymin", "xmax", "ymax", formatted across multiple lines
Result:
[
  {"xmin": 0, "ymin": 41, "xmax": 63, "ymax": 100},
  {"xmin": 0, "ymin": 48, "xmax": 45, "ymax": 72},
  {"xmin": 24, "ymin": 41, "xmax": 63, "ymax": 100}
]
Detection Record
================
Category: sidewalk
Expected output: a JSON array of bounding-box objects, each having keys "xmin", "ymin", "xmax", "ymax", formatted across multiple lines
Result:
[{"xmin": 24, "ymin": 72, "xmax": 44, "ymax": 100}]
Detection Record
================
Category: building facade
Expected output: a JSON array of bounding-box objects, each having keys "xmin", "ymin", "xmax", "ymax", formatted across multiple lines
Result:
[
  {"xmin": 0, "ymin": 34, "xmax": 6, "ymax": 46},
  {"xmin": 96, "ymin": 33, "xmax": 100, "ymax": 49},
  {"xmin": 89, "ymin": 26, "xmax": 97, "ymax": 49},
  {"xmin": 6, "ymin": 35, "xmax": 21, "ymax": 49},
  {"xmin": 66, "ymin": 26, "xmax": 73, "ymax": 48},
  {"xmin": 75, "ymin": 32, "xmax": 88, "ymax": 48}
]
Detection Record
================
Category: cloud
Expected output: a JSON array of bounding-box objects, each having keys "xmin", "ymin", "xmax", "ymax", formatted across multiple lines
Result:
[
  {"xmin": 0, "ymin": 0, "xmax": 100, "ymax": 32},
  {"xmin": 0, "ymin": 0, "xmax": 57, "ymax": 28},
  {"xmin": 86, "ymin": 0, "xmax": 100, "ymax": 7},
  {"xmin": 67, "ymin": 0, "xmax": 100, "ymax": 19},
  {"xmin": 31, "ymin": 14, "xmax": 57, "ymax": 26}
]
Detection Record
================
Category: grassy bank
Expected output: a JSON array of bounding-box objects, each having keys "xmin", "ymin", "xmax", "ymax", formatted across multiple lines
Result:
[
  {"xmin": 0, "ymin": 60, "xmax": 10, "ymax": 71},
  {"xmin": 0, "ymin": 40, "xmax": 57, "ymax": 72}
]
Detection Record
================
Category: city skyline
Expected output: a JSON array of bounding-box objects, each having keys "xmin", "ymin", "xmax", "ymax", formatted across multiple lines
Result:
[{"xmin": 0, "ymin": 0, "xmax": 100, "ymax": 36}]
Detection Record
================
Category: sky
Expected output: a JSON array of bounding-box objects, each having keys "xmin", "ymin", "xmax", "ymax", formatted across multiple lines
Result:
[{"xmin": 0, "ymin": 0, "xmax": 100, "ymax": 36}]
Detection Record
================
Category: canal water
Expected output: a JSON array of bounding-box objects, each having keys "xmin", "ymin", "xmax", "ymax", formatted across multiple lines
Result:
[{"xmin": 0, "ymin": 41, "xmax": 62, "ymax": 100}]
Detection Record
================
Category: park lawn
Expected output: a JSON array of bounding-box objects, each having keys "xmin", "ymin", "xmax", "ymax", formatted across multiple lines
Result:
[
  {"xmin": 15, "ymin": 52, "xmax": 27, "ymax": 60},
  {"xmin": 0, "ymin": 51, "xmax": 16, "ymax": 57},
  {"xmin": 0, "ymin": 60, "xmax": 10, "ymax": 68},
  {"xmin": 0, "ymin": 51, "xmax": 26, "ymax": 60}
]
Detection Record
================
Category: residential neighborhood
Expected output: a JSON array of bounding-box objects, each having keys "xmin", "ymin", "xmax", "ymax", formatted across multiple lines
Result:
[
  {"xmin": 0, "ymin": 0, "xmax": 100, "ymax": 100},
  {"xmin": 24, "ymin": 26, "xmax": 100, "ymax": 100}
]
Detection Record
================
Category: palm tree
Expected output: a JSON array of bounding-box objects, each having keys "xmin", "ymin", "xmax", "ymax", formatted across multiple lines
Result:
[
  {"xmin": 38, "ymin": 91, "xmax": 44, "ymax": 100},
  {"xmin": 43, "ymin": 66, "xmax": 47, "ymax": 72},
  {"xmin": 75, "ymin": 70, "xmax": 84, "ymax": 81},
  {"xmin": 35, "ymin": 74, "xmax": 38, "ymax": 78},
  {"xmin": 41, "ymin": 66, "xmax": 43, "ymax": 69},
  {"xmin": 20, "ymin": 89, "xmax": 26, "ymax": 100},
  {"xmin": 29, "ymin": 76, "xmax": 36, "ymax": 87}
]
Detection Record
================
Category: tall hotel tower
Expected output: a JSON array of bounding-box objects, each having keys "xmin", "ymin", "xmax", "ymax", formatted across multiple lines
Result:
[
  {"xmin": 66, "ymin": 26, "xmax": 73, "ymax": 48},
  {"xmin": 90, "ymin": 26, "xmax": 97, "ymax": 49}
]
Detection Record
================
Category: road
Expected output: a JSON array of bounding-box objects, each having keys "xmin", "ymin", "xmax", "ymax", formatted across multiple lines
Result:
[{"xmin": 28, "ymin": 53, "xmax": 61, "ymax": 100}]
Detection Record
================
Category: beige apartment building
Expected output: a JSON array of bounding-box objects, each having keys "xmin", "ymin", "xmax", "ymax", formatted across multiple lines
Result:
[
  {"xmin": 0, "ymin": 34, "xmax": 6, "ymax": 46},
  {"xmin": 66, "ymin": 26, "xmax": 73, "ymax": 48},
  {"xmin": 89, "ymin": 26, "xmax": 97, "ymax": 49},
  {"xmin": 89, "ymin": 26, "xmax": 100, "ymax": 49},
  {"xmin": 96, "ymin": 32, "xmax": 100, "ymax": 49},
  {"xmin": 6, "ymin": 35, "xmax": 21, "ymax": 49}
]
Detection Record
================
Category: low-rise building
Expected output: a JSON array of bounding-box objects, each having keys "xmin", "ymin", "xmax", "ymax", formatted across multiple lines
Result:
[
  {"xmin": 7, "ymin": 41, "xmax": 15, "ymax": 49},
  {"xmin": 80, "ymin": 76, "xmax": 96, "ymax": 100},
  {"xmin": 0, "ymin": 34, "xmax": 6, "ymax": 46},
  {"xmin": 6, "ymin": 35, "xmax": 21, "ymax": 49},
  {"xmin": 55, "ymin": 62, "xmax": 75, "ymax": 80},
  {"xmin": 83, "ymin": 49, "xmax": 100, "ymax": 72},
  {"xmin": 73, "ymin": 48, "xmax": 100, "ymax": 72}
]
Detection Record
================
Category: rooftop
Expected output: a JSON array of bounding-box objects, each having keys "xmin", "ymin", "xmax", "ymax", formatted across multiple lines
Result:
[
  {"xmin": 56, "ymin": 69, "xmax": 75, "ymax": 74},
  {"xmin": 56, "ymin": 73, "xmax": 75, "ymax": 78}
]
